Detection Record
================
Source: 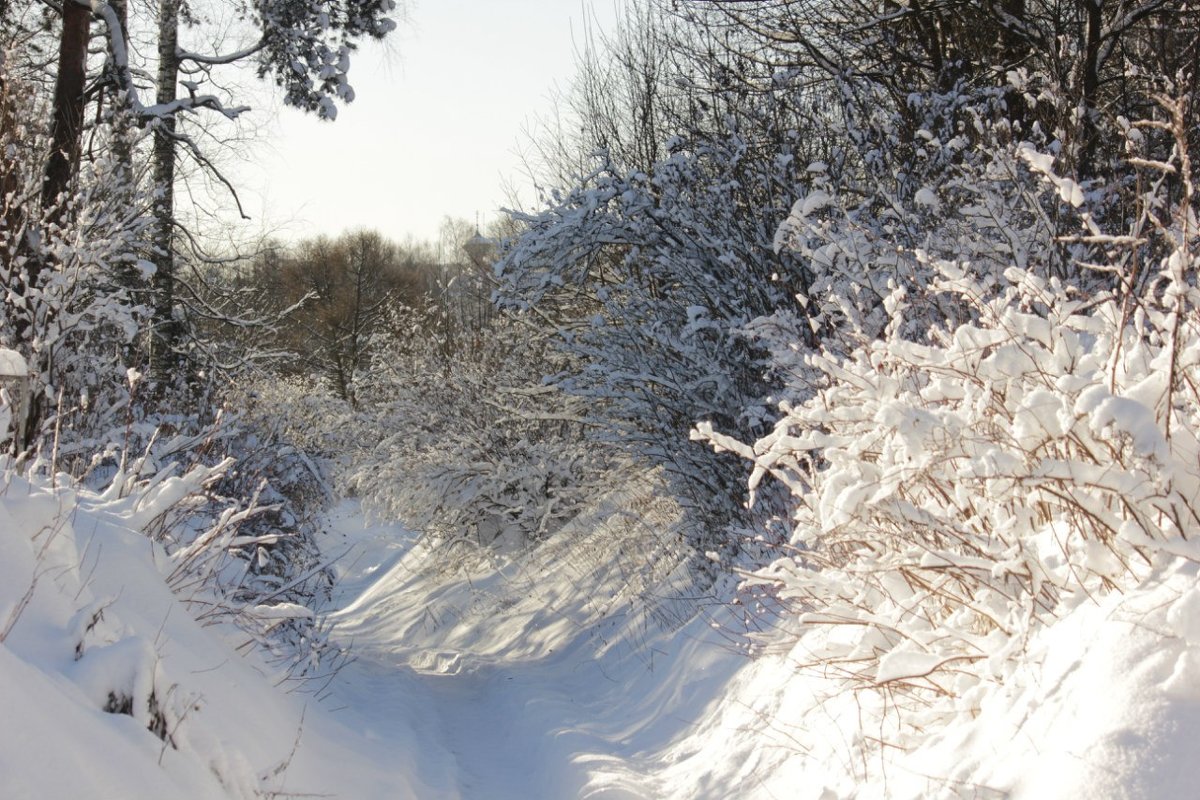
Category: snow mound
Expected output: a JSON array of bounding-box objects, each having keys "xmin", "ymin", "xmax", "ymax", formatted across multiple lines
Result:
[
  {"xmin": 0, "ymin": 467, "xmax": 439, "ymax": 799},
  {"xmin": 576, "ymin": 558, "xmax": 1200, "ymax": 799}
]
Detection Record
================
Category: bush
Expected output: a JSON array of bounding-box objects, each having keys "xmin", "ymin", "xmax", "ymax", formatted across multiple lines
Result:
[
  {"xmin": 344, "ymin": 311, "xmax": 611, "ymax": 559},
  {"xmin": 700, "ymin": 100, "xmax": 1200, "ymax": 703},
  {"xmin": 63, "ymin": 378, "xmax": 344, "ymax": 684},
  {"xmin": 496, "ymin": 134, "xmax": 795, "ymax": 548}
]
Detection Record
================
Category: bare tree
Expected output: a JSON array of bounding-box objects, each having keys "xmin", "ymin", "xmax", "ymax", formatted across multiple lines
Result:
[{"xmin": 256, "ymin": 230, "xmax": 431, "ymax": 405}]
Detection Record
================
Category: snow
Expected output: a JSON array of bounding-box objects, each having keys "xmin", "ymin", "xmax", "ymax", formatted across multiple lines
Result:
[
  {"xmin": 1019, "ymin": 144, "xmax": 1085, "ymax": 206},
  {"xmin": 0, "ymin": 470, "xmax": 431, "ymax": 800},
  {"xmin": 9, "ymin": 464, "xmax": 1200, "ymax": 799},
  {"xmin": 1075, "ymin": 385, "xmax": 1168, "ymax": 459},
  {"xmin": 0, "ymin": 347, "xmax": 27, "ymax": 376},
  {"xmin": 800, "ymin": 189, "xmax": 832, "ymax": 216},
  {"xmin": 315, "ymin": 491, "xmax": 745, "ymax": 799},
  {"xmin": 888, "ymin": 565, "xmax": 1200, "ymax": 799},
  {"xmin": 914, "ymin": 186, "xmax": 941, "ymax": 212},
  {"xmin": 875, "ymin": 646, "xmax": 950, "ymax": 684}
]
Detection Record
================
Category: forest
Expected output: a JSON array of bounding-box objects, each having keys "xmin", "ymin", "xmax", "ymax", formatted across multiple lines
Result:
[{"xmin": 4, "ymin": 0, "xmax": 1200, "ymax": 798}]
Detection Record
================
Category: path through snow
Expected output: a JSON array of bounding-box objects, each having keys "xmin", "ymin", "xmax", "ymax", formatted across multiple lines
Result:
[
  {"xmin": 301, "ymin": 497, "xmax": 1200, "ymax": 800},
  {"xmin": 312, "ymin": 502, "xmax": 745, "ymax": 800}
]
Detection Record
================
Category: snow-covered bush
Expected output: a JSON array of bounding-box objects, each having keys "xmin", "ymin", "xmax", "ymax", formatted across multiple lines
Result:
[
  {"xmin": 500, "ymin": 44, "xmax": 1084, "ymax": 560},
  {"xmin": 0, "ymin": 457, "xmax": 375, "ymax": 797},
  {"xmin": 497, "ymin": 128, "xmax": 798, "ymax": 548},
  {"xmin": 48, "ymin": 378, "xmax": 344, "ymax": 683},
  {"xmin": 232, "ymin": 375, "xmax": 360, "ymax": 472},
  {"xmin": 768, "ymin": 80, "xmax": 1089, "ymax": 360},
  {"xmin": 101, "ymin": 417, "xmax": 342, "ymax": 681},
  {"xmin": 0, "ymin": 145, "xmax": 150, "ymax": 456},
  {"xmin": 345, "ymin": 310, "xmax": 609, "ymax": 560},
  {"xmin": 0, "ymin": 42, "xmax": 157, "ymax": 463},
  {"xmin": 700, "ymin": 99, "xmax": 1200, "ymax": 708}
]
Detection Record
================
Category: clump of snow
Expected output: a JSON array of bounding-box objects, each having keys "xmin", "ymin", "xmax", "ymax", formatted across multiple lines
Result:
[
  {"xmin": 0, "ymin": 347, "xmax": 27, "ymax": 377},
  {"xmin": 1020, "ymin": 144, "xmax": 1085, "ymax": 206},
  {"xmin": 913, "ymin": 186, "xmax": 941, "ymax": 212},
  {"xmin": 0, "ymin": 349, "xmax": 27, "ymax": 443}
]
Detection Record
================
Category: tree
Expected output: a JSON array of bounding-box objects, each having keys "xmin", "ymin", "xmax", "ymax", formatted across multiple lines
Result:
[
  {"xmin": 254, "ymin": 230, "xmax": 429, "ymax": 405},
  {"xmin": 0, "ymin": 2, "xmax": 151, "ymax": 448},
  {"xmin": 40, "ymin": 1, "xmax": 88, "ymax": 220},
  {"xmin": 138, "ymin": 0, "xmax": 400, "ymax": 389},
  {"xmin": 0, "ymin": 0, "xmax": 401, "ymax": 393},
  {"xmin": 0, "ymin": 0, "xmax": 402, "ymax": 449},
  {"xmin": 675, "ymin": 1, "xmax": 1200, "ymax": 184}
]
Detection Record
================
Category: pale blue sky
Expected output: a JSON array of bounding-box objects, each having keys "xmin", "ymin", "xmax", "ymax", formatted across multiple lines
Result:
[{"xmin": 240, "ymin": 1, "xmax": 615, "ymax": 245}]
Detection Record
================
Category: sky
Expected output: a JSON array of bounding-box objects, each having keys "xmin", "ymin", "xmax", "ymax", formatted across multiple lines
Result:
[{"xmin": 236, "ymin": 1, "xmax": 616, "ymax": 246}]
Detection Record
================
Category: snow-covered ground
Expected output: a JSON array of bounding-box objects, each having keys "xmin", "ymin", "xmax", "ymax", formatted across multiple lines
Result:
[
  {"xmin": 315, "ymin": 496, "xmax": 748, "ymax": 800},
  {"xmin": 7, "ymin": 469, "xmax": 1200, "ymax": 799},
  {"xmin": 0, "ymin": 473, "xmax": 426, "ymax": 799},
  {"xmin": 0, "ymin": 471, "xmax": 753, "ymax": 800}
]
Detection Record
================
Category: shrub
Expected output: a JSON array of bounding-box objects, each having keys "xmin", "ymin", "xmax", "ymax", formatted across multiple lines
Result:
[
  {"xmin": 345, "ymin": 311, "xmax": 611, "ymax": 559},
  {"xmin": 699, "ymin": 98, "xmax": 1200, "ymax": 703}
]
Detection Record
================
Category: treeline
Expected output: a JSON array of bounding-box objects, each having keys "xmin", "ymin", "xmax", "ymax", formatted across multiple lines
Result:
[{"xmin": 239, "ymin": 226, "xmax": 491, "ymax": 408}]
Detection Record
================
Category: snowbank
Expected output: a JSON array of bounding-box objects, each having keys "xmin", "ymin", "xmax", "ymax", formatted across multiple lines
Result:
[
  {"xmin": 590, "ymin": 557, "xmax": 1200, "ymax": 799},
  {"xmin": 0, "ymin": 468, "xmax": 436, "ymax": 799}
]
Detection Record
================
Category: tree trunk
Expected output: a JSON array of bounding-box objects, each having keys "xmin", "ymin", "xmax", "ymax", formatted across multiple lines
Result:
[
  {"xmin": 107, "ymin": 0, "xmax": 141, "ymax": 295},
  {"xmin": 15, "ymin": 0, "xmax": 91, "ymax": 449},
  {"xmin": 151, "ymin": 0, "xmax": 183, "ymax": 387},
  {"xmin": 0, "ymin": 53, "xmax": 22, "ymax": 248},
  {"xmin": 1079, "ymin": 0, "xmax": 1104, "ymax": 178},
  {"xmin": 40, "ymin": 0, "xmax": 90, "ymax": 231},
  {"xmin": 998, "ymin": 0, "xmax": 1030, "ymax": 128},
  {"xmin": 109, "ymin": 0, "xmax": 133, "ymax": 186}
]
